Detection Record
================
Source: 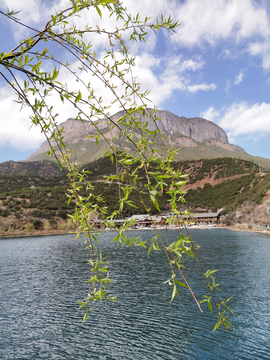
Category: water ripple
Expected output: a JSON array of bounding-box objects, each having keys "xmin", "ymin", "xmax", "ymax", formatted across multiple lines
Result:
[{"xmin": 0, "ymin": 230, "xmax": 269, "ymax": 359}]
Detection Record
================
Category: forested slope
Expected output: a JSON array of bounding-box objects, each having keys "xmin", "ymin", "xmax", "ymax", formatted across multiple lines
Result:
[{"xmin": 0, "ymin": 157, "xmax": 269, "ymax": 234}]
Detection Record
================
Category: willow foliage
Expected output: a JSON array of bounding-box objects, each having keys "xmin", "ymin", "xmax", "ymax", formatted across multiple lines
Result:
[{"xmin": 0, "ymin": 0, "xmax": 233, "ymax": 331}]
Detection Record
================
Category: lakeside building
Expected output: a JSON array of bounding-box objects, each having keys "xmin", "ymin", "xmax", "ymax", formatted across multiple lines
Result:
[
  {"xmin": 183, "ymin": 212, "xmax": 221, "ymax": 224},
  {"xmin": 90, "ymin": 210, "xmax": 221, "ymax": 229}
]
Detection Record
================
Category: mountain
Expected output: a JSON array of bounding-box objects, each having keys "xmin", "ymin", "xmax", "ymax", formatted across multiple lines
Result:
[
  {"xmin": 0, "ymin": 160, "xmax": 63, "ymax": 178},
  {"xmin": 26, "ymin": 109, "xmax": 269, "ymax": 168}
]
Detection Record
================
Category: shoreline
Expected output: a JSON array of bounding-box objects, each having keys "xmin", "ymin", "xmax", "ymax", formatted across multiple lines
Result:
[
  {"xmin": 1, "ymin": 223, "xmax": 270, "ymax": 239},
  {"xmin": 227, "ymin": 224, "xmax": 270, "ymax": 235},
  {"xmin": 0, "ymin": 229, "xmax": 74, "ymax": 239}
]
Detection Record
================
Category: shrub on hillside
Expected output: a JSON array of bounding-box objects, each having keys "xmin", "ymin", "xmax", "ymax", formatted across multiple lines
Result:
[
  {"xmin": 33, "ymin": 219, "xmax": 43, "ymax": 230},
  {"xmin": 58, "ymin": 210, "xmax": 68, "ymax": 219},
  {"xmin": 0, "ymin": 209, "xmax": 9, "ymax": 217},
  {"xmin": 49, "ymin": 218, "xmax": 57, "ymax": 230}
]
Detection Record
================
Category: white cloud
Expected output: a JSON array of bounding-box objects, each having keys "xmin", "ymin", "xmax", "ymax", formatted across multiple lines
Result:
[
  {"xmin": 4, "ymin": 0, "xmax": 269, "ymax": 70},
  {"xmin": 0, "ymin": 0, "xmax": 176, "ymax": 56},
  {"xmin": 0, "ymin": 0, "xmax": 63, "ymax": 42},
  {"xmin": 224, "ymin": 69, "xmax": 246, "ymax": 93},
  {"xmin": 205, "ymin": 102, "xmax": 270, "ymax": 143},
  {"xmin": 249, "ymin": 42, "xmax": 264, "ymax": 56},
  {"xmin": 234, "ymin": 70, "xmax": 246, "ymax": 85},
  {"xmin": 1, "ymin": 0, "xmax": 269, "ymax": 157},
  {"xmin": 187, "ymin": 83, "xmax": 216, "ymax": 94},
  {"xmin": 0, "ymin": 48, "xmax": 211, "ymax": 150},
  {"xmin": 248, "ymin": 41, "xmax": 270, "ymax": 69},
  {"xmin": 3, "ymin": 0, "xmax": 269, "ymax": 51},
  {"xmin": 0, "ymin": 0, "xmax": 132, "ymax": 51},
  {"xmin": 170, "ymin": 0, "xmax": 269, "ymax": 47},
  {"xmin": 160, "ymin": 55, "xmax": 205, "ymax": 77},
  {"xmin": 131, "ymin": 54, "xmax": 196, "ymax": 105},
  {"xmin": 1, "ymin": 0, "xmax": 48, "ymax": 23},
  {"xmin": 178, "ymin": 56, "xmax": 205, "ymax": 72},
  {"xmin": 0, "ymin": 87, "xmax": 45, "ymax": 150},
  {"xmin": 0, "ymin": 0, "xmax": 213, "ymax": 153},
  {"xmin": 201, "ymin": 107, "xmax": 220, "ymax": 121},
  {"xmin": 169, "ymin": 0, "xmax": 270, "ymax": 69},
  {"xmin": 201, "ymin": 102, "xmax": 270, "ymax": 147},
  {"xmin": 218, "ymin": 49, "xmax": 234, "ymax": 59}
]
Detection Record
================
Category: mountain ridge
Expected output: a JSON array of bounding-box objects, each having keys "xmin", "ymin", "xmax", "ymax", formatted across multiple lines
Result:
[{"xmin": 26, "ymin": 108, "xmax": 269, "ymax": 168}]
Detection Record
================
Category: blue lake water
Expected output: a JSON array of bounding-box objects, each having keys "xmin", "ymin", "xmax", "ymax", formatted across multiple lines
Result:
[{"xmin": 0, "ymin": 229, "xmax": 269, "ymax": 359}]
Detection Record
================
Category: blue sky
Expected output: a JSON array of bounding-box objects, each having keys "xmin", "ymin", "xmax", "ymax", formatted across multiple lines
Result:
[{"xmin": 0, "ymin": 0, "xmax": 270, "ymax": 163}]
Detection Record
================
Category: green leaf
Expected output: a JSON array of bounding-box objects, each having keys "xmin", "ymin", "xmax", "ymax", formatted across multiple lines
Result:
[
  {"xmin": 95, "ymin": 5, "xmax": 102, "ymax": 18},
  {"xmin": 148, "ymin": 244, "xmax": 154, "ymax": 256},
  {"xmin": 97, "ymin": 0, "xmax": 116, "ymax": 5},
  {"xmin": 75, "ymin": 90, "xmax": 82, "ymax": 103},
  {"xmin": 51, "ymin": 67, "xmax": 59, "ymax": 81},
  {"xmin": 225, "ymin": 318, "xmax": 233, "ymax": 329},
  {"xmin": 32, "ymin": 60, "xmax": 42, "ymax": 71},
  {"xmin": 170, "ymin": 284, "xmax": 177, "ymax": 302},
  {"xmin": 174, "ymin": 280, "xmax": 187, "ymax": 288},
  {"xmin": 213, "ymin": 320, "xmax": 222, "ymax": 332},
  {"xmin": 205, "ymin": 269, "xmax": 218, "ymax": 277},
  {"xmin": 119, "ymin": 199, "xmax": 123, "ymax": 211},
  {"xmin": 109, "ymin": 153, "xmax": 114, "ymax": 163},
  {"xmin": 41, "ymin": 47, "xmax": 49, "ymax": 56},
  {"xmin": 83, "ymin": 311, "xmax": 88, "ymax": 323},
  {"xmin": 150, "ymin": 194, "xmax": 160, "ymax": 211}
]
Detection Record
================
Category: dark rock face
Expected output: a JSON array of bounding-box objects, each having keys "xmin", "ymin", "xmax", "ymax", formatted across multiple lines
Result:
[{"xmin": 27, "ymin": 108, "xmax": 229, "ymax": 161}]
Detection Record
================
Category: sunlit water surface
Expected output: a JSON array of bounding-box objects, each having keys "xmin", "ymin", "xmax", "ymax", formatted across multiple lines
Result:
[{"xmin": 0, "ymin": 229, "xmax": 269, "ymax": 359}]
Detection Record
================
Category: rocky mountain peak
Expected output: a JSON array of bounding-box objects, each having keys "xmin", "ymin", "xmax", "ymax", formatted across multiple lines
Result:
[
  {"xmin": 137, "ymin": 109, "xmax": 229, "ymax": 143},
  {"xmin": 27, "ymin": 108, "xmax": 238, "ymax": 163}
]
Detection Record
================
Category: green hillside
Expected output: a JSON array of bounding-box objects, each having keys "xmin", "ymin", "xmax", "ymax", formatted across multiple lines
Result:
[
  {"xmin": 27, "ymin": 138, "xmax": 270, "ymax": 170},
  {"xmin": 173, "ymin": 157, "xmax": 259, "ymax": 183},
  {"xmin": 185, "ymin": 174, "xmax": 270, "ymax": 211},
  {"xmin": 0, "ymin": 157, "xmax": 269, "ymax": 234}
]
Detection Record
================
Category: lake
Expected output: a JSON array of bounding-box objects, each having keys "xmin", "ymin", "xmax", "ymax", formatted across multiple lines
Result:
[{"xmin": 0, "ymin": 229, "xmax": 269, "ymax": 359}]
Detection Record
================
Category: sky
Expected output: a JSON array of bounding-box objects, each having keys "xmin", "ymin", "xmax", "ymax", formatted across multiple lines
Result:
[{"xmin": 0, "ymin": 0, "xmax": 270, "ymax": 163}]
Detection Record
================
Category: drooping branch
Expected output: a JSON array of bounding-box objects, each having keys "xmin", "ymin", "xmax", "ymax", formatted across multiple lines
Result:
[{"xmin": 0, "ymin": 0, "xmax": 233, "ymax": 331}]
